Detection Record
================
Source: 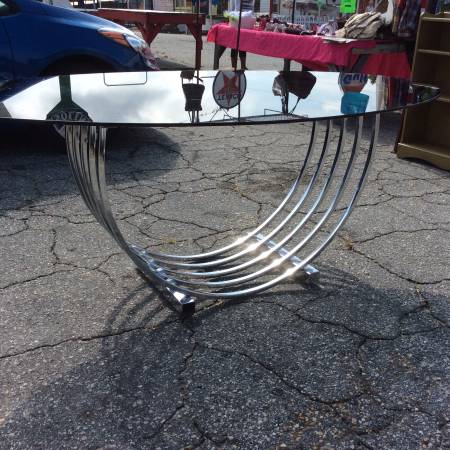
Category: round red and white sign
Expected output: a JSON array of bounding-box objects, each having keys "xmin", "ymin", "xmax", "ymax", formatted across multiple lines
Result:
[
  {"xmin": 338, "ymin": 73, "xmax": 368, "ymax": 93},
  {"xmin": 212, "ymin": 71, "xmax": 247, "ymax": 109}
]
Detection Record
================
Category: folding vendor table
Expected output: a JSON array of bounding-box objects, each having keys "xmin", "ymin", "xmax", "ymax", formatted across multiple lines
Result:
[
  {"xmin": 94, "ymin": 8, "xmax": 206, "ymax": 69},
  {"xmin": 0, "ymin": 70, "xmax": 438, "ymax": 316},
  {"xmin": 208, "ymin": 24, "xmax": 410, "ymax": 79}
]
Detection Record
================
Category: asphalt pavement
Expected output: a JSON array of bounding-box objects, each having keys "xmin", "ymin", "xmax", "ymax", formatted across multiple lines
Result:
[{"xmin": 0, "ymin": 34, "xmax": 449, "ymax": 449}]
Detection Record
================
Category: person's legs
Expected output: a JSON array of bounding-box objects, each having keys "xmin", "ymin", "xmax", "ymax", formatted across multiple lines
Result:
[
  {"xmin": 231, "ymin": 48, "xmax": 238, "ymax": 69},
  {"xmin": 239, "ymin": 51, "xmax": 248, "ymax": 70},
  {"xmin": 213, "ymin": 44, "xmax": 227, "ymax": 70}
]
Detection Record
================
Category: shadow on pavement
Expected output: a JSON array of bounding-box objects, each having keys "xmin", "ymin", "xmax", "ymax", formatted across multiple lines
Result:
[
  {"xmin": 0, "ymin": 124, "xmax": 183, "ymax": 211},
  {"xmin": 1, "ymin": 264, "xmax": 448, "ymax": 449}
]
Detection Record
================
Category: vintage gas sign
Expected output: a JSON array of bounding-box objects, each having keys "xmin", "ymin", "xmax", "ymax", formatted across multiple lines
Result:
[
  {"xmin": 212, "ymin": 71, "xmax": 247, "ymax": 110},
  {"xmin": 339, "ymin": 73, "xmax": 370, "ymax": 114},
  {"xmin": 338, "ymin": 72, "xmax": 368, "ymax": 93}
]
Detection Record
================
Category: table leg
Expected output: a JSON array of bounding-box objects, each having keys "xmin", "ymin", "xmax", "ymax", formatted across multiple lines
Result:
[
  {"xmin": 213, "ymin": 44, "xmax": 226, "ymax": 70},
  {"xmin": 65, "ymin": 124, "xmax": 196, "ymax": 316},
  {"xmin": 187, "ymin": 23, "xmax": 203, "ymax": 70},
  {"xmin": 138, "ymin": 22, "xmax": 163, "ymax": 46},
  {"xmin": 283, "ymin": 59, "xmax": 291, "ymax": 72},
  {"xmin": 349, "ymin": 54, "xmax": 370, "ymax": 73},
  {"xmin": 65, "ymin": 115, "xmax": 379, "ymax": 317}
]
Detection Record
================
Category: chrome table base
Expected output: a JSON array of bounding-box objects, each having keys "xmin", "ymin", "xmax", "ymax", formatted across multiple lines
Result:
[
  {"xmin": 253, "ymin": 233, "xmax": 320, "ymax": 282},
  {"xmin": 65, "ymin": 114, "xmax": 379, "ymax": 316}
]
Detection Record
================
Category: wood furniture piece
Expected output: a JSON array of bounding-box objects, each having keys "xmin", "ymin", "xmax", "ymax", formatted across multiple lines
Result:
[
  {"xmin": 207, "ymin": 24, "xmax": 410, "ymax": 78},
  {"xmin": 0, "ymin": 71, "xmax": 438, "ymax": 316},
  {"xmin": 397, "ymin": 13, "xmax": 450, "ymax": 170},
  {"xmin": 94, "ymin": 8, "xmax": 206, "ymax": 69}
]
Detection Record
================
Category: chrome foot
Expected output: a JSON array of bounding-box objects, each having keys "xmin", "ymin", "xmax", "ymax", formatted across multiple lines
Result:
[
  {"xmin": 253, "ymin": 233, "xmax": 320, "ymax": 283},
  {"xmin": 131, "ymin": 244, "xmax": 196, "ymax": 317}
]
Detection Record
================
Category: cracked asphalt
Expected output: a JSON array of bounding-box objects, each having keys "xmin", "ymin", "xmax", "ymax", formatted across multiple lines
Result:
[{"xmin": 1, "ymin": 37, "xmax": 450, "ymax": 450}]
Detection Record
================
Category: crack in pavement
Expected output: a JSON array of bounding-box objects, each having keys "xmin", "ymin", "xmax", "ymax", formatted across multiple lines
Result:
[
  {"xmin": 347, "ymin": 246, "xmax": 450, "ymax": 286},
  {"xmin": 0, "ymin": 268, "xmax": 73, "ymax": 291},
  {"xmin": 1, "ymin": 118, "xmax": 449, "ymax": 448},
  {"xmin": 0, "ymin": 317, "xmax": 179, "ymax": 361},
  {"xmin": 197, "ymin": 342, "xmax": 365, "ymax": 407}
]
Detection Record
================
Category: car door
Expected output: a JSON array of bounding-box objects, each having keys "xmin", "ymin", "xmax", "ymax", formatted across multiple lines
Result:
[{"xmin": 0, "ymin": 0, "xmax": 14, "ymax": 85}]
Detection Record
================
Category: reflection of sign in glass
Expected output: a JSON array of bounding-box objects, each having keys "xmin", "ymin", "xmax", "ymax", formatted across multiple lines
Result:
[
  {"xmin": 340, "ymin": 0, "xmax": 356, "ymax": 13},
  {"xmin": 212, "ymin": 71, "xmax": 246, "ymax": 110},
  {"xmin": 272, "ymin": 71, "xmax": 317, "ymax": 114},
  {"xmin": 339, "ymin": 72, "xmax": 368, "ymax": 93},
  {"xmin": 181, "ymin": 70, "xmax": 205, "ymax": 113},
  {"xmin": 0, "ymin": 102, "xmax": 10, "ymax": 118},
  {"xmin": 181, "ymin": 70, "xmax": 205, "ymax": 123},
  {"xmin": 339, "ymin": 73, "xmax": 369, "ymax": 114},
  {"xmin": 272, "ymin": 71, "xmax": 316, "ymax": 99},
  {"xmin": 341, "ymin": 92, "xmax": 370, "ymax": 114},
  {"xmin": 46, "ymin": 75, "xmax": 92, "ymax": 137}
]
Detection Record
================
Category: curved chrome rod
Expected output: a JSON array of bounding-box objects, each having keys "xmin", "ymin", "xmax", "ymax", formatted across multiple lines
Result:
[
  {"xmin": 65, "ymin": 114, "xmax": 380, "ymax": 305},
  {"xmin": 67, "ymin": 125, "xmax": 173, "ymax": 292},
  {"xmin": 67, "ymin": 126, "xmax": 132, "ymax": 251},
  {"xmin": 66, "ymin": 126, "xmax": 99, "ymax": 221},
  {"xmin": 161, "ymin": 117, "xmax": 360, "ymax": 288},
  {"xmin": 153, "ymin": 120, "xmax": 334, "ymax": 270},
  {"xmin": 68, "ymin": 121, "xmax": 319, "ymax": 268},
  {"xmin": 160, "ymin": 119, "xmax": 345, "ymax": 277},
  {"xmin": 141, "ymin": 121, "xmax": 321, "ymax": 262},
  {"xmin": 145, "ymin": 114, "xmax": 377, "ymax": 298},
  {"xmin": 204, "ymin": 113, "xmax": 380, "ymax": 297},
  {"xmin": 82, "ymin": 128, "xmax": 111, "ymax": 228}
]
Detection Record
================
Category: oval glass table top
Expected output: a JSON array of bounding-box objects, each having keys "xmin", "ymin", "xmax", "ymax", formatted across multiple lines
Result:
[{"xmin": 0, "ymin": 70, "xmax": 439, "ymax": 127}]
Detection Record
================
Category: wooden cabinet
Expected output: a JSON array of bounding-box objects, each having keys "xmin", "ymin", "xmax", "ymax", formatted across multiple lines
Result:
[{"xmin": 397, "ymin": 13, "xmax": 450, "ymax": 170}]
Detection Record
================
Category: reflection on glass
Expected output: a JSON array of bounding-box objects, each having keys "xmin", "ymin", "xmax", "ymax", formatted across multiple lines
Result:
[
  {"xmin": 181, "ymin": 70, "xmax": 205, "ymax": 124},
  {"xmin": 272, "ymin": 71, "xmax": 317, "ymax": 115},
  {"xmin": 207, "ymin": 70, "xmax": 248, "ymax": 123},
  {"xmin": 341, "ymin": 92, "xmax": 370, "ymax": 114},
  {"xmin": 103, "ymin": 72, "xmax": 148, "ymax": 86},
  {"xmin": 212, "ymin": 70, "xmax": 247, "ymax": 110},
  {"xmin": 46, "ymin": 76, "xmax": 91, "ymax": 136},
  {"xmin": 338, "ymin": 73, "xmax": 369, "ymax": 94},
  {"xmin": 338, "ymin": 73, "xmax": 369, "ymax": 114},
  {"xmin": 0, "ymin": 71, "xmax": 440, "ymax": 126},
  {"xmin": 0, "ymin": 102, "xmax": 10, "ymax": 118}
]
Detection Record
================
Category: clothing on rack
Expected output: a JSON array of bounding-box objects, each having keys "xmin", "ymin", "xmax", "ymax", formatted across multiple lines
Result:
[
  {"xmin": 393, "ymin": 0, "xmax": 422, "ymax": 38},
  {"xmin": 397, "ymin": 0, "xmax": 421, "ymax": 38},
  {"xmin": 335, "ymin": 12, "xmax": 383, "ymax": 39}
]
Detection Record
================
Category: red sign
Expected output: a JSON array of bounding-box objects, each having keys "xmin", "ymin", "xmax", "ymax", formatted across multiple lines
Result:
[
  {"xmin": 212, "ymin": 71, "xmax": 247, "ymax": 109},
  {"xmin": 338, "ymin": 73, "xmax": 368, "ymax": 93}
]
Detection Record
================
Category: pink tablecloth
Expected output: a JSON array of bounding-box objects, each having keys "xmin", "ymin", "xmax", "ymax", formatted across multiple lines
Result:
[{"xmin": 207, "ymin": 24, "xmax": 410, "ymax": 79}]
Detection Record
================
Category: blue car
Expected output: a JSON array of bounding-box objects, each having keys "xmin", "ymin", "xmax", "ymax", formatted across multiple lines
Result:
[{"xmin": 0, "ymin": 0, "xmax": 158, "ymax": 84}]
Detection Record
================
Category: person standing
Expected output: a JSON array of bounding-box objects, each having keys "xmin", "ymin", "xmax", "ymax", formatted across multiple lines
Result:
[{"xmin": 230, "ymin": 0, "xmax": 255, "ymax": 70}]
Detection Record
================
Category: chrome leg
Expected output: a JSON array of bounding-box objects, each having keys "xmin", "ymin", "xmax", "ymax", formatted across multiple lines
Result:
[
  {"xmin": 65, "ymin": 125, "xmax": 195, "ymax": 315},
  {"xmin": 65, "ymin": 115, "xmax": 380, "ymax": 316}
]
